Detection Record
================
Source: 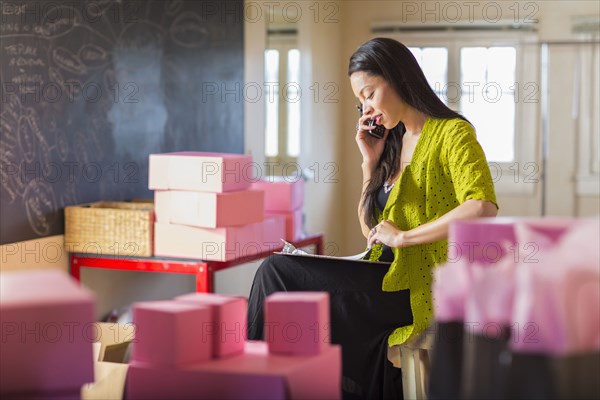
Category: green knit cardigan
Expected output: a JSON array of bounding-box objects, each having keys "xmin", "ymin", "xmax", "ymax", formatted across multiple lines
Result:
[{"xmin": 367, "ymin": 117, "xmax": 498, "ymax": 346}]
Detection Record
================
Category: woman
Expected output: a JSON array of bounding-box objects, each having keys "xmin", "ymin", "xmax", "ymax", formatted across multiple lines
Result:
[{"xmin": 248, "ymin": 38, "xmax": 498, "ymax": 399}]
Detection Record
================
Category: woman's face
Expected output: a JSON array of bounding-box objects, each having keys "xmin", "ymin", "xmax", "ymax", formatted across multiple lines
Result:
[{"xmin": 350, "ymin": 71, "xmax": 405, "ymax": 130}]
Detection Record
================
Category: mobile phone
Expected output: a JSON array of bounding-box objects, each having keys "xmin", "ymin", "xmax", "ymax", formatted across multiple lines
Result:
[{"xmin": 356, "ymin": 105, "xmax": 386, "ymax": 139}]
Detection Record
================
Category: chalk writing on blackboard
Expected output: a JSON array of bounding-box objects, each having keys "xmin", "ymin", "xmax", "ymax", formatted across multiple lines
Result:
[{"xmin": 1, "ymin": 0, "xmax": 244, "ymax": 244}]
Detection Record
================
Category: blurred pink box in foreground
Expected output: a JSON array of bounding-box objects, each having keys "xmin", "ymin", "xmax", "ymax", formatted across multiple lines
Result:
[
  {"xmin": 155, "ymin": 189, "xmax": 264, "ymax": 228},
  {"xmin": 127, "ymin": 341, "xmax": 341, "ymax": 400},
  {"xmin": 175, "ymin": 293, "xmax": 247, "ymax": 358},
  {"xmin": 0, "ymin": 270, "xmax": 95, "ymax": 394},
  {"xmin": 265, "ymin": 292, "xmax": 330, "ymax": 356},
  {"xmin": 267, "ymin": 209, "xmax": 303, "ymax": 241},
  {"xmin": 449, "ymin": 217, "xmax": 518, "ymax": 265},
  {"xmin": 252, "ymin": 177, "xmax": 304, "ymax": 212},
  {"xmin": 449, "ymin": 217, "xmax": 577, "ymax": 265},
  {"xmin": 149, "ymin": 152, "xmax": 254, "ymax": 193},
  {"xmin": 132, "ymin": 300, "xmax": 212, "ymax": 367}
]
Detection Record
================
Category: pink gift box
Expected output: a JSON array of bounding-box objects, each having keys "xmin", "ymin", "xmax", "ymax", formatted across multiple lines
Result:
[
  {"xmin": 132, "ymin": 300, "xmax": 212, "ymax": 367},
  {"xmin": 515, "ymin": 217, "xmax": 577, "ymax": 250},
  {"xmin": 175, "ymin": 293, "xmax": 247, "ymax": 358},
  {"xmin": 252, "ymin": 177, "xmax": 304, "ymax": 212},
  {"xmin": 149, "ymin": 152, "xmax": 254, "ymax": 192},
  {"xmin": 127, "ymin": 341, "xmax": 341, "ymax": 400},
  {"xmin": 0, "ymin": 270, "xmax": 95, "ymax": 394},
  {"xmin": 511, "ymin": 218, "xmax": 600, "ymax": 355},
  {"xmin": 432, "ymin": 258, "xmax": 473, "ymax": 322},
  {"xmin": 265, "ymin": 292, "xmax": 330, "ymax": 356},
  {"xmin": 448, "ymin": 217, "xmax": 517, "ymax": 265},
  {"xmin": 154, "ymin": 221, "xmax": 264, "ymax": 261},
  {"xmin": 155, "ymin": 189, "xmax": 264, "ymax": 228},
  {"xmin": 266, "ymin": 210, "xmax": 303, "ymax": 241},
  {"xmin": 464, "ymin": 257, "xmax": 516, "ymax": 335}
]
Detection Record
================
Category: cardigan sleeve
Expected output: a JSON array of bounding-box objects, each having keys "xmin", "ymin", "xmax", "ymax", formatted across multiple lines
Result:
[{"xmin": 444, "ymin": 122, "xmax": 498, "ymax": 208}]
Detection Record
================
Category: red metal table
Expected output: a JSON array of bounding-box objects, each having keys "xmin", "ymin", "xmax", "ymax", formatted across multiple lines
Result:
[{"xmin": 70, "ymin": 233, "xmax": 324, "ymax": 293}]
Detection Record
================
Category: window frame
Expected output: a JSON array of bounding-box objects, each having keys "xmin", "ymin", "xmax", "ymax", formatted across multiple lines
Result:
[
  {"xmin": 385, "ymin": 31, "xmax": 539, "ymax": 195},
  {"xmin": 574, "ymin": 38, "xmax": 600, "ymax": 195},
  {"xmin": 265, "ymin": 34, "xmax": 300, "ymax": 167}
]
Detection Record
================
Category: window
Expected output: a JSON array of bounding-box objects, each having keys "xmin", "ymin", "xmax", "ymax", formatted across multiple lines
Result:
[
  {"xmin": 408, "ymin": 44, "xmax": 518, "ymax": 163},
  {"xmin": 459, "ymin": 46, "xmax": 517, "ymax": 163},
  {"xmin": 264, "ymin": 49, "xmax": 279, "ymax": 158},
  {"xmin": 400, "ymin": 31, "xmax": 539, "ymax": 194},
  {"xmin": 264, "ymin": 34, "xmax": 301, "ymax": 166},
  {"xmin": 409, "ymin": 47, "xmax": 448, "ymax": 104}
]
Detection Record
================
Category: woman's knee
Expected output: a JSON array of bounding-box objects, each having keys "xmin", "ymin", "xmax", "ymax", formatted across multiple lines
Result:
[
  {"xmin": 255, "ymin": 256, "xmax": 276, "ymax": 279},
  {"xmin": 253, "ymin": 255, "xmax": 283, "ymax": 286}
]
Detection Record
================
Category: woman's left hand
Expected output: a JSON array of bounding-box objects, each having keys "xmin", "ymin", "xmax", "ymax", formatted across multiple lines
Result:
[{"xmin": 367, "ymin": 220, "xmax": 405, "ymax": 249}]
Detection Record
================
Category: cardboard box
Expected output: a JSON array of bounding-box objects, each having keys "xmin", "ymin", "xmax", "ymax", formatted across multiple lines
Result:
[
  {"xmin": 252, "ymin": 177, "xmax": 304, "ymax": 212},
  {"xmin": 82, "ymin": 323, "xmax": 132, "ymax": 400},
  {"xmin": 175, "ymin": 293, "xmax": 247, "ymax": 358},
  {"xmin": 81, "ymin": 362, "xmax": 128, "ymax": 400},
  {"xmin": 265, "ymin": 292, "xmax": 330, "ymax": 356},
  {"xmin": 155, "ymin": 189, "xmax": 264, "ymax": 228},
  {"xmin": 149, "ymin": 152, "xmax": 254, "ymax": 192},
  {"xmin": 92, "ymin": 322, "xmax": 135, "ymax": 363},
  {"xmin": 126, "ymin": 341, "xmax": 341, "ymax": 399},
  {"xmin": 0, "ymin": 270, "xmax": 95, "ymax": 394}
]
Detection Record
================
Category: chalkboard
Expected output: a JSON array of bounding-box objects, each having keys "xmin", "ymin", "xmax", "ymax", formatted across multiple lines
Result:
[{"xmin": 0, "ymin": 0, "xmax": 244, "ymax": 244}]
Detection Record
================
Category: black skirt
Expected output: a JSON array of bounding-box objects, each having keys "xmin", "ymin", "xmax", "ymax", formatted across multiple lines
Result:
[{"xmin": 247, "ymin": 253, "xmax": 413, "ymax": 399}]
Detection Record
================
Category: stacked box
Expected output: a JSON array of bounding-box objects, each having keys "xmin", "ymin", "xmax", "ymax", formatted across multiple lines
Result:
[
  {"xmin": 149, "ymin": 152, "xmax": 254, "ymax": 193},
  {"xmin": 252, "ymin": 177, "xmax": 305, "ymax": 241},
  {"xmin": 175, "ymin": 293, "xmax": 247, "ymax": 358},
  {"xmin": 132, "ymin": 301, "xmax": 212, "ymax": 367},
  {"xmin": 264, "ymin": 292, "xmax": 330, "ymax": 356},
  {"xmin": 155, "ymin": 190, "xmax": 264, "ymax": 228},
  {"xmin": 126, "ymin": 292, "xmax": 341, "ymax": 399},
  {"xmin": 149, "ymin": 152, "xmax": 286, "ymax": 261},
  {"xmin": 0, "ymin": 270, "xmax": 95, "ymax": 398}
]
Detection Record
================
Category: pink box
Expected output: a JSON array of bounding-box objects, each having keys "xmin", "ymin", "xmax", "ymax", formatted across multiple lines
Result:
[
  {"xmin": 449, "ymin": 217, "xmax": 577, "ymax": 265},
  {"xmin": 267, "ymin": 210, "xmax": 303, "ymax": 241},
  {"xmin": 261, "ymin": 215, "xmax": 286, "ymax": 248},
  {"xmin": 265, "ymin": 292, "xmax": 330, "ymax": 356},
  {"xmin": 448, "ymin": 217, "xmax": 518, "ymax": 265},
  {"xmin": 154, "ymin": 221, "xmax": 265, "ymax": 261},
  {"xmin": 0, "ymin": 270, "xmax": 94, "ymax": 394},
  {"xmin": 132, "ymin": 300, "xmax": 212, "ymax": 367},
  {"xmin": 127, "ymin": 341, "xmax": 341, "ymax": 400},
  {"xmin": 175, "ymin": 293, "xmax": 247, "ymax": 358},
  {"xmin": 252, "ymin": 177, "xmax": 304, "ymax": 211},
  {"xmin": 149, "ymin": 152, "xmax": 254, "ymax": 192},
  {"xmin": 155, "ymin": 189, "xmax": 264, "ymax": 228}
]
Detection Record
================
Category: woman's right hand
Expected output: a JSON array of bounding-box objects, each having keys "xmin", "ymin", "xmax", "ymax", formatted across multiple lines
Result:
[{"xmin": 355, "ymin": 116, "xmax": 390, "ymax": 171}]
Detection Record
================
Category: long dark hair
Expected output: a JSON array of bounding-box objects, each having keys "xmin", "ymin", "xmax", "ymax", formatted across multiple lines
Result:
[{"xmin": 348, "ymin": 38, "xmax": 468, "ymax": 228}]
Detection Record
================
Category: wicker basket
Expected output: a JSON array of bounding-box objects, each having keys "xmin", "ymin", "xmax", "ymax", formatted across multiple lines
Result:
[{"xmin": 65, "ymin": 201, "xmax": 154, "ymax": 257}]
